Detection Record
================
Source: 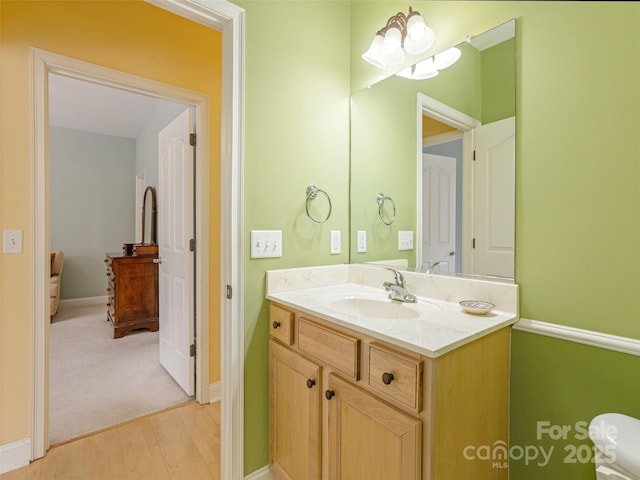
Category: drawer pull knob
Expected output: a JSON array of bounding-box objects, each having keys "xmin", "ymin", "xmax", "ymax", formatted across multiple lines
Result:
[
  {"xmin": 306, "ymin": 379, "xmax": 316, "ymax": 389},
  {"xmin": 382, "ymin": 372, "xmax": 395, "ymax": 385},
  {"xmin": 325, "ymin": 389, "xmax": 335, "ymax": 400},
  {"xmin": 272, "ymin": 321, "xmax": 281, "ymax": 329}
]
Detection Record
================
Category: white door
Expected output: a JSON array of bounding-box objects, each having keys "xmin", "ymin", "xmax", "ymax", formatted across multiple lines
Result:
[
  {"xmin": 158, "ymin": 108, "xmax": 195, "ymax": 396},
  {"xmin": 422, "ymin": 153, "xmax": 457, "ymax": 273},
  {"xmin": 472, "ymin": 116, "xmax": 515, "ymax": 278}
]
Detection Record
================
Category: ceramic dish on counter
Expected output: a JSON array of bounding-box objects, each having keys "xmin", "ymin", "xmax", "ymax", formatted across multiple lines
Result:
[{"xmin": 459, "ymin": 300, "xmax": 495, "ymax": 315}]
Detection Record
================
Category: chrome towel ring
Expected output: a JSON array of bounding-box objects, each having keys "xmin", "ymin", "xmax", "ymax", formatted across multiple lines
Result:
[
  {"xmin": 377, "ymin": 192, "xmax": 396, "ymax": 226},
  {"xmin": 306, "ymin": 184, "xmax": 332, "ymax": 224}
]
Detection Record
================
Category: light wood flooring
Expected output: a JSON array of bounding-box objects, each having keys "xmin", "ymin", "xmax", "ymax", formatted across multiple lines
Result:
[{"xmin": 1, "ymin": 401, "xmax": 220, "ymax": 480}]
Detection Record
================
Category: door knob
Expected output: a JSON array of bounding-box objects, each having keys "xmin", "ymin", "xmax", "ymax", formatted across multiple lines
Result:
[
  {"xmin": 325, "ymin": 389, "xmax": 335, "ymax": 400},
  {"xmin": 306, "ymin": 379, "xmax": 316, "ymax": 389},
  {"xmin": 153, "ymin": 258, "xmax": 162, "ymax": 264},
  {"xmin": 449, "ymin": 251, "xmax": 455, "ymax": 256}
]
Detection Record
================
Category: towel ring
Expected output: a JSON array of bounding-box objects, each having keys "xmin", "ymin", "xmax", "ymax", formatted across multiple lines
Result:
[
  {"xmin": 306, "ymin": 184, "xmax": 332, "ymax": 224},
  {"xmin": 377, "ymin": 192, "xmax": 396, "ymax": 226}
]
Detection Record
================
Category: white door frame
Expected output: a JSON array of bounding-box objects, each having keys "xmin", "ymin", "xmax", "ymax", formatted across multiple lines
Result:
[
  {"xmin": 30, "ymin": 1, "xmax": 245, "ymax": 479},
  {"xmin": 416, "ymin": 93, "xmax": 480, "ymax": 272}
]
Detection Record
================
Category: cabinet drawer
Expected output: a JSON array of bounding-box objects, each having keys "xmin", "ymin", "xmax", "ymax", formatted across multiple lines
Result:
[
  {"xmin": 269, "ymin": 304, "xmax": 294, "ymax": 345},
  {"xmin": 298, "ymin": 318, "xmax": 360, "ymax": 380},
  {"xmin": 368, "ymin": 343, "xmax": 423, "ymax": 412}
]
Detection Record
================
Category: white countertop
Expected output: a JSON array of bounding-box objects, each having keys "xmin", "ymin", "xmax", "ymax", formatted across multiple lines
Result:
[{"xmin": 267, "ymin": 281, "xmax": 518, "ymax": 358}]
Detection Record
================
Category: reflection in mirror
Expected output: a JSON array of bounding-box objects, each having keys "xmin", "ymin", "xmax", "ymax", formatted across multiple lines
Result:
[
  {"xmin": 350, "ymin": 20, "xmax": 515, "ymax": 281},
  {"xmin": 141, "ymin": 186, "xmax": 157, "ymax": 245}
]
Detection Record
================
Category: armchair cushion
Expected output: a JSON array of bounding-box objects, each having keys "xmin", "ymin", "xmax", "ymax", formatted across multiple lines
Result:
[{"xmin": 50, "ymin": 250, "xmax": 64, "ymax": 318}]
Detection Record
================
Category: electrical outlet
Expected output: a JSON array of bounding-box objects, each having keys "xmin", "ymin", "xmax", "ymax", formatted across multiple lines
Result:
[
  {"xmin": 357, "ymin": 230, "xmax": 367, "ymax": 253},
  {"xmin": 250, "ymin": 230, "xmax": 282, "ymax": 258},
  {"xmin": 398, "ymin": 230, "xmax": 414, "ymax": 251},
  {"xmin": 3, "ymin": 230, "xmax": 23, "ymax": 254},
  {"xmin": 330, "ymin": 230, "xmax": 341, "ymax": 254}
]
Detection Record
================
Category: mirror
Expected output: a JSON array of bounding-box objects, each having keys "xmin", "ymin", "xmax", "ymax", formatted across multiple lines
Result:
[
  {"xmin": 350, "ymin": 19, "xmax": 516, "ymax": 280},
  {"xmin": 141, "ymin": 185, "xmax": 157, "ymax": 245}
]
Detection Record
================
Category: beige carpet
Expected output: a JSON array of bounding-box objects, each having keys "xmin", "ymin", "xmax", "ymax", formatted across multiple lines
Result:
[{"xmin": 49, "ymin": 301, "xmax": 192, "ymax": 444}]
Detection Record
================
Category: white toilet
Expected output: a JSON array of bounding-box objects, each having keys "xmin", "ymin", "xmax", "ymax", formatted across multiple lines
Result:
[{"xmin": 590, "ymin": 413, "xmax": 640, "ymax": 480}]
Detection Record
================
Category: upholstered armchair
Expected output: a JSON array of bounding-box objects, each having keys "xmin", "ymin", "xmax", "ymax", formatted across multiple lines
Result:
[{"xmin": 50, "ymin": 250, "xmax": 64, "ymax": 320}]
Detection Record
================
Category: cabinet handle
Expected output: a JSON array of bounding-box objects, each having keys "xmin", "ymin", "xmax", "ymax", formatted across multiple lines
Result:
[
  {"xmin": 382, "ymin": 372, "xmax": 394, "ymax": 385},
  {"xmin": 272, "ymin": 321, "xmax": 281, "ymax": 329},
  {"xmin": 306, "ymin": 379, "xmax": 316, "ymax": 389},
  {"xmin": 325, "ymin": 389, "xmax": 335, "ymax": 400}
]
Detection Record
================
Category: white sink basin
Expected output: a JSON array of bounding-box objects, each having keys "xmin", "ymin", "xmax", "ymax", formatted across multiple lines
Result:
[{"xmin": 328, "ymin": 296, "xmax": 440, "ymax": 320}]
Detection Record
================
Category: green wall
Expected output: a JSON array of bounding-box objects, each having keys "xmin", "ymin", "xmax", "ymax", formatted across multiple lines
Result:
[
  {"xmin": 239, "ymin": 1, "xmax": 640, "ymax": 477},
  {"xmin": 237, "ymin": 1, "xmax": 351, "ymax": 474}
]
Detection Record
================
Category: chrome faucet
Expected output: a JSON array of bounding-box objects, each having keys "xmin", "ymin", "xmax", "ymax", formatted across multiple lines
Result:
[{"xmin": 383, "ymin": 268, "xmax": 417, "ymax": 303}]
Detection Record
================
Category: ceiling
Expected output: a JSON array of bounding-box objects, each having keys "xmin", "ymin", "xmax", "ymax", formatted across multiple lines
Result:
[{"xmin": 48, "ymin": 74, "xmax": 161, "ymax": 139}]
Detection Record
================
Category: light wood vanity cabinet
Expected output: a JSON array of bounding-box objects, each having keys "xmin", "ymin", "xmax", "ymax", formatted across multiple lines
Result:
[{"xmin": 269, "ymin": 302, "xmax": 510, "ymax": 480}]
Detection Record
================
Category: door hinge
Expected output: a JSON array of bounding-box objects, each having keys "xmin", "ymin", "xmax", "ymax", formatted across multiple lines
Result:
[
  {"xmin": 226, "ymin": 285, "xmax": 232, "ymax": 299},
  {"xmin": 190, "ymin": 343, "xmax": 196, "ymax": 357},
  {"xmin": 189, "ymin": 133, "xmax": 197, "ymax": 146},
  {"xmin": 189, "ymin": 238, "xmax": 196, "ymax": 252},
  {"xmin": 472, "ymin": 238, "xmax": 476, "ymax": 249},
  {"xmin": 473, "ymin": 150, "xmax": 476, "ymax": 161}
]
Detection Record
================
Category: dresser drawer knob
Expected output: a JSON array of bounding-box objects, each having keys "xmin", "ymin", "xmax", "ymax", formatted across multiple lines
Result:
[
  {"xmin": 272, "ymin": 321, "xmax": 281, "ymax": 329},
  {"xmin": 306, "ymin": 379, "xmax": 316, "ymax": 389},
  {"xmin": 382, "ymin": 372, "xmax": 395, "ymax": 385},
  {"xmin": 325, "ymin": 389, "xmax": 335, "ymax": 400}
]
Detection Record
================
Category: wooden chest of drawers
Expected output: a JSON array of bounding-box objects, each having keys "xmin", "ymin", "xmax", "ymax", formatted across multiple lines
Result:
[{"xmin": 105, "ymin": 253, "xmax": 159, "ymax": 339}]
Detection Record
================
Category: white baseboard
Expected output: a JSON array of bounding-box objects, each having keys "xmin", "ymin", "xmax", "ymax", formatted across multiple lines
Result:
[
  {"xmin": 209, "ymin": 381, "xmax": 221, "ymax": 403},
  {"xmin": 59, "ymin": 295, "xmax": 107, "ymax": 308},
  {"xmin": 0, "ymin": 438, "xmax": 31, "ymax": 474},
  {"xmin": 515, "ymin": 318, "xmax": 640, "ymax": 356},
  {"xmin": 245, "ymin": 465, "xmax": 274, "ymax": 480}
]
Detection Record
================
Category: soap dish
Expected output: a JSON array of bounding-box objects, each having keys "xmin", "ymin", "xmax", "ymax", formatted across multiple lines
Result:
[{"xmin": 460, "ymin": 300, "xmax": 494, "ymax": 315}]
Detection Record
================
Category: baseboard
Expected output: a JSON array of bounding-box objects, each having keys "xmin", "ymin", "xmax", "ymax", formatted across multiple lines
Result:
[
  {"xmin": 245, "ymin": 465, "xmax": 274, "ymax": 480},
  {"xmin": 0, "ymin": 438, "xmax": 31, "ymax": 474},
  {"xmin": 515, "ymin": 318, "xmax": 640, "ymax": 356},
  {"xmin": 59, "ymin": 295, "xmax": 107, "ymax": 308},
  {"xmin": 209, "ymin": 381, "xmax": 221, "ymax": 403}
]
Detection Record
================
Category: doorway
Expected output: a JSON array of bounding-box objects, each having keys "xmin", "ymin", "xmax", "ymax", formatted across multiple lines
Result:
[
  {"xmin": 31, "ymin": 3, "xmax": 245, "ymax": 478},
  {"xmin": 47, "ymin": 74, "xmax": 196, "ymax": 443}
]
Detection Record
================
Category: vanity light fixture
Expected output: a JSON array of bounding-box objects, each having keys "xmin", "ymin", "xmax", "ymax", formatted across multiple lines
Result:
[
  {"xmin": 395, "ymin": 47, "xmax": 461, "ymax": 80},
  {"xmin": 362, "ymin": 7, "xmax": 435, "ymax": 69}
]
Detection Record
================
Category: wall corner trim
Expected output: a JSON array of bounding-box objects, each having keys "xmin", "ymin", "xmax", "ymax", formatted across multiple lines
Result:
[
  {"xmin": 0, "ymin": 438, "xmax": 31, "ymax": 475},
  {"xmin": 514, "ymin": 318, "xmax": 640, "ymax": 357},
  {"xmin": 244, "ymin": 465, "xmax": 275, "ymax": 480}
]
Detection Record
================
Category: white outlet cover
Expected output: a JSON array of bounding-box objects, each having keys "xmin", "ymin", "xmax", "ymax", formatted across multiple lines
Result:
[
  {"xmin": 357, "ymin": 230, "xmax": 367, "ymax": 253},
  {"xmin": 330, "ymin": 230, "xmax": 341, "ymax": 254},
  {"xmin": 398, "ymin": 230, "xmax": 413, "ymax": 251}
]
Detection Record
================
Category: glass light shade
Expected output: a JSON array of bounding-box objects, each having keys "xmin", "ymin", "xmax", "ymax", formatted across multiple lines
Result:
[
  {"xmin": 361, "ymin": 35, "xmax": 386, "ymax": 68},
  {"xmin": 403, "ymin": 15, "xmax": 435, "ymax": 55},
  {"xmin": 395, "ymin": 66, "xmax": 415, "ymax": 79},
  {"xmin": 433, "ymin": 47, "xmax": 462, "ymax": 70},
  {"xmin": 413, "ymin": 57, "xmax": 439, "ymax": 80},
  {"xmin": 381, "ymin": 27, "xmax": 405, "ymax": 66}
]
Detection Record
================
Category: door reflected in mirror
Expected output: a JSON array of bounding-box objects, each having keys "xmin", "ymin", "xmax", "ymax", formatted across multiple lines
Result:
[{"xmin": 350, "ymin": 19, "xmax": 516, "ymax": 280}]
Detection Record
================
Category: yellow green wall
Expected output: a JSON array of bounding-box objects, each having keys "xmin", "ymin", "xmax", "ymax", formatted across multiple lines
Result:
[
  {"xmin": 0, "ymin": 0, "xmax": 221, "ymax": 446},
  {"xmin": 351, "ymin": 3, "xmax": 640, "ymax": 479}
]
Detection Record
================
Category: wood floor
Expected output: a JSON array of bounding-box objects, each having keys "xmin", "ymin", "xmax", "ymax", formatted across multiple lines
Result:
[{"xmin": 1, "ymin": 401, "xmax": 220, "ymax": 480}]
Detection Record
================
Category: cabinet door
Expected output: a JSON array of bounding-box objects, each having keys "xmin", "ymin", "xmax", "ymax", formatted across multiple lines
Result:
[
  {"xmin": 269, "ymin": 339, "xmax": 321, "ymax": 480},
  {"xmin": 327, "ymin": 374, "xmax": 422, "ymax": 480}
]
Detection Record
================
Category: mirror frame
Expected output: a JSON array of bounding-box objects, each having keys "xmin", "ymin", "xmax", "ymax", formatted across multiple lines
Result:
[{"xmin": 141, "ymin": 185, "xmax": 157, "ymax": 245}]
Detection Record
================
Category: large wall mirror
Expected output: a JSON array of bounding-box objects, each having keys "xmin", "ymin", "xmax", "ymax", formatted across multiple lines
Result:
[{"xmin": 350, "ymin": 19, "xmax": 516, "ymax": 281}]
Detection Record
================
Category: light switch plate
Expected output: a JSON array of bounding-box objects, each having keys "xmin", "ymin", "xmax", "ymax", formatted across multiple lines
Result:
[
  {"xmin": 250, "ymin": 230, "xmax": 282, "ymax": 258},
  {"xmin": 3, "ymin": 230, "xmax": 23, "ymax": 254},
  {"xmin": 398, "ymin": 230, "xmax": 414, "ymax": 251},
  {"xmin": 330, "ymin": 230, "xmax": 341, "ymax": 254},
  {"xmin": 357, "ymin": 230, "xmax": 367, "ymax": 253}
]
